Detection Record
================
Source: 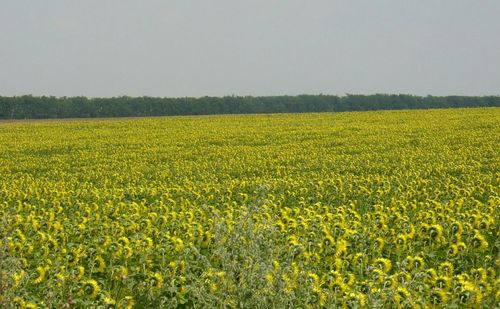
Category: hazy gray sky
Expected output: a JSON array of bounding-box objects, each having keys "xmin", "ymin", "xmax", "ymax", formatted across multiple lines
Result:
[{"xmin": 1, "ymin": 1, "xmax": 499, "ymax": 97}]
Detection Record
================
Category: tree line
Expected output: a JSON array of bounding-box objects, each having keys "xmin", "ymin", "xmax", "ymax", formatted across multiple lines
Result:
[{"xmin": 0, "ymin": 94, "xmax": 498, "ymax": 119}]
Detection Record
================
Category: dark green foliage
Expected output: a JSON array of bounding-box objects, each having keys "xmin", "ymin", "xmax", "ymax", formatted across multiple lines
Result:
[{"xmin": 0, "ymin": 94, "xmax": 498, "ymax": 119}]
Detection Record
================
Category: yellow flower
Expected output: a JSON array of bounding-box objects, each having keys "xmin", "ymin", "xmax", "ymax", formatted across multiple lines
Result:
[
  {"xmin": 394, "ymin": 287, "xmax": 412, "ymax": 306},
  {"xmin": 149, "ymin": 272, "xmax": 164, "ymax": 290},
  {"xmin": 322, "ymin": 234, "xmax": 334, "ymax": 248},
  {"xmin": 32, "ymin": 266, "xmax": 47, "ymax": 284},
  {"xmin": 438, "ymin": 262, "xmax": 454, "ymax": 276},
  {"xmin": 114, "ymin": 266, "xmax": 128, "ymax": 280},
  {"xmin": 395, "ymin": 234, "xmax": 406, "ymax": 249},
  {"xmin": 118, "ymin": 236, "xmax": 129, "ymax": 246},
  {"xmin": 122, "ymin": 296, "xmax": 135, "ymax": 309},
  {"xmin": 403, "ymin": 256, "xmax": 414, "ymax": 271},
  {"xmin": 404, "ymin": 223, "xmax": 416, "ymax": 239},
  {"xmin": 344, "ymin": 273, "xmax": 356, "ymax": 286},
  {"xmin": 92, "ymin": 256, "xmax": 106, "ymax": 273},
  {"xmin": 424, "ymin": 268, "xmax": 438, "ymax": 283},
  {"xmin": 428, "ymin": 224, "xmax": 444, "ymax": 242},
  {"xmin": 429, "ymin": 289, "xmax": 448, "ymax": 306},
  {"xmin": 272, "ymin": 260, "xmax": 280, "ymax": 272},
  {"xmin": 458, "ymin": 282, "xmax": 483, "ymax": 305},
  {"xmin": 310, "ymin": 286, "xmax": 326, "ymax": 307},
  {"xmin": 471, "ymin": 232, "xmax": 488, "ymax": 251},
  {"xmin": 47, "ymin": 238, "xmax": 58, "ymax": 251},
  {"xmin": 448, "ymin": 241, "xmax": 467, "ymax": 256},
  {"xmin": 343, "ymin": 292, "xmax": 366, "ymax": 309},
  {"xmin": 335, "ymin": 239, "xmax": 348, "ymax": 257},
  {"xmin": 471, "ymin": 268, "xmax": 487, "ymax": 283},
  {"xmin": 56, "ymin": 266, "xmax": 66, "ymax": 282},
  {"xmin": 173, "ymin": 238, "xmax": 184, "ymax": 253},
  {"xmin": 383, "ymin": 276, "xmax": 397, "ymax": 289},
  {"xmin": 434, "ymin": 276, "xmax": 452, "ymax": 291},
  {"xmin": 15, "ymin": 229, "xmax": 26, "ymax": 244},
  {"xmin": 74, "ymin": 266, "xmax": 85, "ymax": 280},
  {"xmin": 179, "ymin": 260, "xmax": 186, "ymax": 273},
  {"xmin": 265, "ymin": 272, "xmax": 273, "ymax": 285},
  {"xmin": 12, "ymin": 270, "xmax": 25, "ymax": 286},
  {"xmin": 330, "ymin": 278, "xmax": 349, "ymax": 295},
  {"xmin": 66, "ymin": 249, "xmax": 81, "ymax": 267},
  {"xmin": 449, "ymin": 220, "xmax": 463, "ymax": 234},
  {"xmin": 25, "ymin": 302, "xmax": 37, "ymax": 309},
  {"xmin": 98, "ymin": 236, "xmax": 112, "ymax": 247},
  {"xmin": 307, "ymin": 272, "xmax": 320, "ymax": 288},
  {"xmin": 82, "ymin": 279, "xmax": 100, "ymax": 298},
  {"xmin": 103, "ymin": 296, "xmax": 116, "ymax": 306},
  {"xmin": 142, "ymin": 236, "xmax": 154, "ymax": 249},
  {"xmin": 373, "ymin": 258, "xmax": 392, "ymax": 273},
  {"xmin": 351, "ymin": 252, "xmax": 367, "ymax": 267},
  {"xmin": 179, "ymin": 285, "xmax": 188, "ymax": 295},
  {"xmin": 13, "ymin": 297, "xmax": 25, "ymax": 308},
  {"xmin": 418, "ymin": 223, "xmax": 429, "ymax": 238},
  {"xmin": 372, "ymin": 268, "xmax": 386, "ymax": 284},
  {"xmin": 122, "ymin": 246, "xmax": 133, "ymax": 259},
  {"xmin": 456, "ymin": 241, "xmax": 467, "ymax": 253},
  {"xmin": 395, "ymin": 272, "xmax": 411, "ymax": 285},
  {"xmin": 374, "ymin": 237, "xmax": 385, "ymax": 251},
  {"xmin": 210, "ymin": 282, "xmax": 217, "ymax": 293},
  {"xmin": 413, "ymin": 256, "xmax": 425, "ymax": 271}
]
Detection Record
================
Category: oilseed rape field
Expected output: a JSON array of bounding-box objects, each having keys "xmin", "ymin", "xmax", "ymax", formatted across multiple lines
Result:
[{"xmin": 0, "ymin": 108, "xmax": 498, "ymax": 308}]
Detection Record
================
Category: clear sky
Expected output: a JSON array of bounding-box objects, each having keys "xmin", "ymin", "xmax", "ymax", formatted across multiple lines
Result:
[{"xmin": 1, "ymin": 1, "xmax": 499, "ymax": 98}]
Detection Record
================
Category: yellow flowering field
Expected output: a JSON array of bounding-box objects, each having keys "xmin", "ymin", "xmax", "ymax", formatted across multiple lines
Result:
[{"xmin": 0, "ymin": 108, "xmax": 499, "ymax": 308}]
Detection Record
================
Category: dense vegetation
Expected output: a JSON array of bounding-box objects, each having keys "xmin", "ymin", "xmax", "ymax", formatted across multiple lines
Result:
[
  {"xmin": 1, "ymin": 94, "xmax": 499, "ymax": 119},
  {"xmin": 1, "ymin": 108, "xmax": 498, "ymax": 308}
]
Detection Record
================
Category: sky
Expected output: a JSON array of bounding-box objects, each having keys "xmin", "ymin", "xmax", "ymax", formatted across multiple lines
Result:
[{"xmin": 1, "ymin": 1, "xmax": 499, "ymax": 98}]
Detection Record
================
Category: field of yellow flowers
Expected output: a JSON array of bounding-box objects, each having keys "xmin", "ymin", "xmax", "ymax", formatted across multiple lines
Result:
[{"xmin": 1, "ymin": 108, "xmax": 499, "ymax": 308}]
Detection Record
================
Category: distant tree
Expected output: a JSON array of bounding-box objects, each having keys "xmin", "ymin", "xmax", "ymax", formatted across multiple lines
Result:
[{"xmin": 0, "ymin": 94, "xmax": 498, "ymax": 119}]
